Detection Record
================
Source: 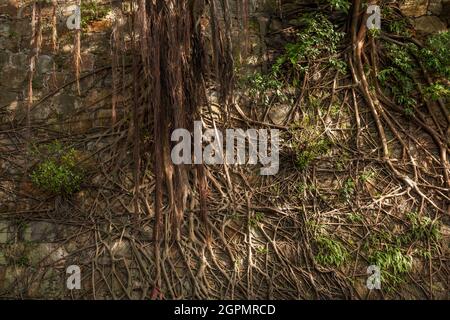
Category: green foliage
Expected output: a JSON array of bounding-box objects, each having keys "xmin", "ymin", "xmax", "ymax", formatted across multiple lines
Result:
[
  {"xmin": 424, "ymin": 83, "xmax": 450, "ymax": 101},
  {"xmin": 241, "ymin": 72, "xmax": 287, "ymax": 106},
  {"xmin": 369, "ymin": 246, "xmax": 413, "ymax": 287},
  {"xmin": 256, "ymin": 246, "xmax": 269, "ymax": 254},
  {"xmin": 328, "ymin": 57, "xmax": 348, "ymax": 74},
  {"xmin": 30, "ymin": 141, "xmax": 84, "ymax": 195},
  {"xmin": 370, "ymin": 247, "xmax": 413, "ymax": 274},
  {"xmin": 368, "ymin": 28, "xmax": 381, "ymax": 38},
  {"xmin": 341, "ymin": 178, "xmax": 355, "ymax": 200},
  {"xmin": 80, "ymin": 0, "xmax": 110, "ymax": 29},
  {"xmin": 249, "ymin": 212, "xmax": 265, "ymax": 229},
  {"xmin": 295, "ymin": 138, "xmax": 330, "ymax": 170},
  {"xmin": 348, "ymin": 212, "xmax": 363, "ymax": 223},
  {"xmin": 363, "ymin": 211, "xmax": 441, "ymax": 288},
  {"xmin": 15, "ymin": 255, "xmax": 30, "ymax": 267},
  {"xmin": 290, "ymin": 115, "xmax": 331, "ymax": 171},
  {"xmin": 327, "ymin": 0, "xmax": 351, "ymax": 13},
  {"xmin": 359, "ymin": 169, "xmax": 375, "ymax": 183},
  {"xmin": 379, "ymin": 44, "xmax": 417, "ymax": 113},
  {"xmin": 315, "ymin": 235, "xmax": 348, "ymax": 267},
  {"xmin": 387, "ymin": 19, "xmax": 411, "ymax": 37},
  {"xmin": 403, "ymin": 212, "xmax": 441, "ymax": 243},
  {"xmin": 419, "ymin": 31, "xmax": 450, "ymax": 79},
  {"xmin": 272, "ymin": 13, "xmax": 345, "ymax": 78},
  {"xmin": 375, "ymin": 32, "xmax": 450, "ymax": 116}
]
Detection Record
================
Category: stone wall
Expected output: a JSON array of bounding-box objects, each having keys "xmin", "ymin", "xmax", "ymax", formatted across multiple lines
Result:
[
  {"xmin": 0, "ymin": 1, "xmax": 116, "ymax": 297},
  {"xmin": 0, "ymin": 1, "xmax": 113, "ymax": 130},
  {"xmin": 2, "ymin": 0, "xmax": 447, "ymax": 125},
  {"xmin": 400, "ymin": 0, "xmax": 449, "ymax": 33}
]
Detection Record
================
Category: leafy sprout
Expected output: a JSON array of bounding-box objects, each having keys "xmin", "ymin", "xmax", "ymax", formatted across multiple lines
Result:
[{"xmin": 30, "ymin": 141, "xmax": 85, "ymax": 195}]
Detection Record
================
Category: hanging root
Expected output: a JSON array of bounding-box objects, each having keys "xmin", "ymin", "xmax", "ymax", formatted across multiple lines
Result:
[{"xmin": 74, "ymin": 0, "xmax": 82, "ymax": 95}]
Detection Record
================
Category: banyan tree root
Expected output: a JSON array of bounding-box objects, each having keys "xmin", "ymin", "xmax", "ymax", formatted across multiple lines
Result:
[{"xmin": 350, "ymin": 0, "xmax": 449, "ymax": 210}]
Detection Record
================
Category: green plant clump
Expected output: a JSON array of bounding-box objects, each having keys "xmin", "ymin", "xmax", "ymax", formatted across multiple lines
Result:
[
  {"xmin": 328, "ymin": 0, "xmax": 351, "ymax": 13},
  {"xmin": 30, "ymin": 142, "xmax": 84, "ymax": 195},
  {"xmin": 378, "ymin": 43, "xmax": 417, "ymax": 112},
  {"xmin": 241, "ymin": 72, "xmax": 287, "ymax": 106},
  {"xmin": 402, "ymin": 212, "xmax": 441, "ymax": 243},
  {"xmin": 369, "ymin": 247, "xmax": 413, "ymax": 287},
  {"xmin": 341, "ymin": 178, "xmax": 355, "ymax": 200},
  {"xmin": 295, "ymin": 138, "xmax": 330, "ymax": 170},
  {"xmin": 424, "ymin": 83, "xmax": 450, "ymax": 101},
  {"xmin": 419, "ymin": 31, "xmax": 450, "ymax": 79},
  {"xmin": 272, "ymin": 13, "xmax": 345, "ymax": 80},
  {"xmin": 249, "ymin": 212, "xmax": 265, "ymax": 229},
  {"xmin": 315, "ymin": 236, "xmax": 348, "ymax": 267},
  {"xmin": 80, "ymin": 0, "xmax": 110, "ymax": 29},
  {"xmin": 387, "ymin": 19, "xmax": 411, "ymax": 37},
  {"xmin": 378, "ymin": 32, "xmax": 450, "ymax": 116}
]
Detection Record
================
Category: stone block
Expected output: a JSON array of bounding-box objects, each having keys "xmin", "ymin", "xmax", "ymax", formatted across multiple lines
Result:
[
  {"xmin": 11, "ymin": 52, "xmax": 27, "ymax": 66},
  {"xmin": 400, "ymin": 0, "xmax": 428, "ymax": 17},
  {"xmin": 27, "ymin": 243, "xmax": 68, "ymax": 266},
  {"xmin": 442, "ymin": 0, "xmax": 450, "ymax": 23},
  {"xmin": 23, "ymin": 221, "xmax": 58, "ymax": 242},
  {"xmin": 0, "ymin": 65, "xmax": 27, "ymax": 89},
  {"xmin": 0, "ymin": 21, "xmax": 11, "ymax": 37},
  {"xmin": 1, "ymin": 266, "xmax": 25, "ymax": 291},
  {"xmin": 0, "ymin": 221, "xmax": 10, "ymax": 244},
  {"xmin": 269, "ymin": 104, "xmax": 291, "ymax": 125},
  {"xmin": 414, "ymin": 16, "xmax": 447, "ymax": 33},
  {"xmin": 27, "ymin": 268, "xmax": 64, "ymax": 298},
  {"xmin": 55, "ymin": 93, "xmax": 80, "ymax": 114},
  {"xmin": 37, "ymin": 55, "xmax": 54, "ymax": 74},
  {"xmin": 429, "ymin": 0, "xmax": 443, "ymax": 15},
  {"xmin": 0, "ymin": 50, "xmax": 10, "ymax": 66},
  {"xmin": 111, "ymin": 240, "xmax": 131, "ymax": 259}
]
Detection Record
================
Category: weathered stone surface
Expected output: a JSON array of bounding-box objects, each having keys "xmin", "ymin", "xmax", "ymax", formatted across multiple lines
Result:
[
  {"xmin": 23, "ymin": 222, "xmax": 58, "ymax": 242},
  {"xmin": 0, "ymin": 91, "xmax": 16, "ymax": 108},
  {"xmin": 0, "ymin": 221, "xmax": 10, "ymax": 244},
  {"xmin": 400, "ymin": 0, "xmax": 429, "ymax": 17},
  {"xmin": 81, "ymin": 52, "xmax": 95, "ymax": 72},
  {"xmin": 22, "ymin": 224, "xmax": 32, "ymax": 242},
  {"xmin": 1, "ymin": 266, "xmax": 25, "ymax": 290},
  {"xmin": 30, "ymin": 103, "xmax": 53, "ymax": 121},
  {"xmin": 0, "ymin": 232, "xmax": 7, "ymax": 244},
  {"xmin": 2, "ymin": 243, "xmax": 26, "ymax": 262},
  {"xmin": 0, "ymin": 50, "xmax": 10, "ymax": 66},
  {"xmin": 414, "ymin": 16, "xmax": 447, "ymax": 33},
  {"xmin": 27, "ymin": 268, "xmax": 64, "ymax": 298},
  {"xmin": 429, "ymin": 0, "xmax": 443, "ymax": 15},
  {"xmin": 70, "ymin": 114, "xmax": 94, "ymax": 133},
  {"xmin": 269, "ymin": 18, "xmax": 283, "ymax": 32},
  {"xmin": 0, "ymin": 65, "xmax": 27, "ymax": 89},
  {"xmin": 269, "ymin": 104, "xmax": 291, "ymax": 125},
  {"xmin": 111, "ymin": 240, "xmax": 131, "ymax": 258},
  {"xmin": 0, "ymin": 21, "xmax": 10, "ymax": 37},
  {"xmin": 5, "ymin": 99, "xmax": 19, "ymax": 121},
  {"xmin": 27, "ymin": 244, "xmax": 68, "ymax": 266},
  {"xmin": 0, "ymin": 251, "xmax": 6, "ymax": 265},
  {"xmin": 55, "ymin": 93, "xmax": 80, "ymax": 114},
  {"xmin": 62, "ymin": 44, "xmax": 74, "ymax": 53},
  {"xmin": 442, "ymin": 0, "xmax": 450, "ymax": 23},
  {"xmin": 37, "ymin": 55, "xmax": 54, "ymax": 74},
  {"xmin": 11, "ymin": 52, "xmax": 27, "ymax": 67},
  {"xmin": 0, "ymin": 1, "xmax": 20, "ymax": 17}
]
